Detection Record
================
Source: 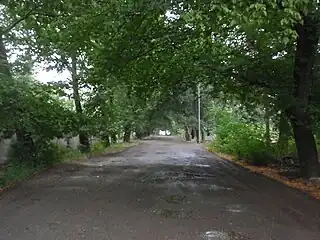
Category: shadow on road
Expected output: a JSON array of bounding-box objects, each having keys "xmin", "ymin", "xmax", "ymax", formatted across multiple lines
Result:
[{"xmin": 1, "ymin": 138, "xmax": 320, "ymax": 240}]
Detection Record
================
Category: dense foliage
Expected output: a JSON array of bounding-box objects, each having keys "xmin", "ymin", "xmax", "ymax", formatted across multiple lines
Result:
[
  {"xmin": 0, "ymin": 0, "xmax": 320, "ymax": 178},
  {"xmin": 206, "ymin": 101, "xmax": 297, "ymax": 167}
]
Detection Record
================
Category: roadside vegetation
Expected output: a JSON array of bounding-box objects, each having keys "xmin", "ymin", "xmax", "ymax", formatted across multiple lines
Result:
[
  {"xmin": 0, "ymin": 140, "xmax": 138, "ymax": 190},
  {"xmin": 1, "ymin": 0, "xmax": 320, "ymax": 191},
  {"xmin": 206, "ymin": 101, "xmax": 295, "ymax": 167}
]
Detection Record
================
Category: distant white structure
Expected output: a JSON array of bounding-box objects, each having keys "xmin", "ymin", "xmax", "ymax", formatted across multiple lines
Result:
[{"xmin": 159, "ymin": 130, "xmax": 171, "ymax": 136}]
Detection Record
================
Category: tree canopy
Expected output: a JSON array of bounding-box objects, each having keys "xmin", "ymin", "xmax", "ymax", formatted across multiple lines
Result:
[{"xmin": 1, "ymin": 0, "xmax": 320, "ymax": 177}]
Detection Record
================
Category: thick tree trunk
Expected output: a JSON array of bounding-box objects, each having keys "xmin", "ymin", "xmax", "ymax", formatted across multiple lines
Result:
[
  {"xmin": 78, "ymin": 133, "xmax": 90, "ymax": 151},
  {"xmin": 264, "ymin": 106, "xmax": 271, "ymax": 148},
  {"xmin": 287, "ymin": 15, "xmax": 320, "ymax": 177},
  {"xmin": 1, "ymin": 31, "xmax": 28, "ymax": 154},
  {"xmin": 290, "ymin": 116, "xmax": 319, "ymax": 177},
  {"xmin": 123, "ymin": 124, "xmax": 131, "ymax": 142},
  {"xmin": 277, "ymin": 111, "xmax": 291, "ymax": 156},
  {"xmin": 15, "ymin": 129, "xmax": 36, "ymax": 164},
  {"xmin": 196, "ymin": 129, "xmax": 200, "ymax": 143},
  {"xmin": 71, "ymin": 53, "xmax": 90, "ymax": 152},
  {"xmin": 191, "ymin": 128, "xmax": 195, "ymax": 139},
  {"xmin": 0, "ymin": 32, "xmax": 11, "ymax": 77},
  {"xmin": 111, "ymin": 133, "xmax": 117, "ymax": 144},
  {"xmin": 136, "ymin": 130, "xmax": 143, "ymax": 139},
  {"xmin": 102, "ymin": 134, "xmax": 110, "ymax": 147},
  {"xmin": 146, "ymin": 128, "xmax": 152, "ymax": 136},
  {"xmin": 201, "ymin": 129, "xmax": 205, "ymax": 142},
  {"xmin": 16, "ymin": 129, "xmax": 34, "ymax": 148},
  {"xmin": 184, "ymin": 126, "xmax": 191, "ymax": 141}
]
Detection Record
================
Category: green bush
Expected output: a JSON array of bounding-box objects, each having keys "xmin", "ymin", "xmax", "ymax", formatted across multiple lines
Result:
[
  {"xmin": 55, "ymin": 144, "xmax": 83, "ymax": 161},
  {"xmin": 0, "ymin": 164, "xmax": 38, "ymax": 186},
  {"xmin": 7, "ymin": 141, "xmax": 64, "ymax": 167},
  {"xmin": 1, "ymin": 141, "xmax": 66, "ymax": 187},
  {"xmin": 77, "ymin": 144, "xmax": 90, "ymax": 153},
  {"xmin": 208, "ymin": 109, "xmax": 277, "ymax": 166},
  {"xmin": 246, "ymin": 150, "xmax": 277, "ymax": 166},
  {"xmin": 90, "ymin": 141, "xmax": 106, "ymax": 154}
]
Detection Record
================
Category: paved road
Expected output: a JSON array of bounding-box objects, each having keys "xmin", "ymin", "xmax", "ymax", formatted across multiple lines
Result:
[{"xmin": 0, "ymin": 136, "xmax": 320, "ymax": 240}]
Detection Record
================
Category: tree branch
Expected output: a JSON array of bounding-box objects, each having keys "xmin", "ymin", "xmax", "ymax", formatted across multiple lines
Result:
[{"xmin": 2, "ymin": 10, "xmax": 34, "ymax": 34}]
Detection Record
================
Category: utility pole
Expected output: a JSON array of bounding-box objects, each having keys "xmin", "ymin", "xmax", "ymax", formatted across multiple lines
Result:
[{"xmin": 197, "ymin": 83, "xmax": 201, "ymax": 144}]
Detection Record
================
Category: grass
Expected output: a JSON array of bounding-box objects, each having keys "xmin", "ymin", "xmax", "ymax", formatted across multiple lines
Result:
[
  {"xmin": 0, "ymin": 164, "xmax": 46, "ymax": 193},
  {"xmin": 0, "ymin": 140, "xmax": 140, "ymax": 192},
  {"xmin": 62, "ymin": 140, "xmax": 140, "ymax": 161},
  {"xmin": 94, "ymin": 141, "xmax": 139, "ymax": 154}
]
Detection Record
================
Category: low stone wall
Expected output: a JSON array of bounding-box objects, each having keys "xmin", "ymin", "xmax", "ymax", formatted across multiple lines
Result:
[
  {"xmin": 0, "ymin": 138, "xmax": 12, "ymax": 165},
  {"xmin": 0, "ymin": 135, "xmax": 84, "ymax": 165},
  {"xmin": 0, "ymin": 133, "xmax": 128, "ymax": 165}
]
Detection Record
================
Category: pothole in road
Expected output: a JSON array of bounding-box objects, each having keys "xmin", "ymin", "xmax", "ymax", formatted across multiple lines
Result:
[
  {"xmin": 162, "ymin": 194, "xmax": 187, "ymax": 204},
  {"xmin": 208, "ymin": 184, "xmax": 233, "ymax": 191},
  {"xmin": 183, "ymin": 170, "xmax": 215, "ymax": 180},
  {"xmin": 141, "ymin": 171, "xmax": 184, "ymax": 183},
  {"xmin": 167, "ymin": 181, "xmax": 232, "ymax": 191},
  {"xmin": 139, "ymin": 171, "xmax": 233, "ymax": 192},
  {"xmin": 201, "ymin": 231, "xmax": 248, "ymax": 240},
  {"xmin": 156, "ymin": 151, "xmax": 167, "ymax": 154},
  {"xmin": 151, "ymin": 207, "xmax": 201, "ymax": 219}
]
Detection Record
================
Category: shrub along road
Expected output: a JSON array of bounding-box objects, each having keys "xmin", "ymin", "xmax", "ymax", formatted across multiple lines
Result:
[{"xmin": 0, "ymin": 136, "xmax": 319, "ymax": 240}]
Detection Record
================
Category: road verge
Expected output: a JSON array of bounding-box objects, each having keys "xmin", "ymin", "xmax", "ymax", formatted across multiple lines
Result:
[
  {"xmin": 0, "ymin": 140, "xmax": 141, "ymax": 194},
  {"xmin": 206, "ymin": 146, "xmax": 320, "ymax": 201}
]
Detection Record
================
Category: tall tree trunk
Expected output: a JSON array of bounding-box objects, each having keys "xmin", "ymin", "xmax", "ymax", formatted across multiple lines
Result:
[
  {"xmin": 264, "ymin": 106, "xmax": 271, "ymax": 148},
  {"xmin": 196, "ymin": 129, "xmax": 200, "ymax": 143},
  {"xmin": 111, "ymin": 133, "xmax": 117, "ymax": 144},
  {"xmin": 0, "ymin": 32, "xmax": 11, "ymax": 77},
  {"xmin": 71, "ymin": 52, "xmax": 90, "ymax": 152},
  {"xmin": 184, "ymin": 126, "xmax": 191, "ymax": 141},
  {"xmin": 123, "ymin": 124, "xmax": 131, "ymax": 142},
  {"xmin": 146, "ymin": 127, "xmax": 152, "ymax": 136},
  {"xmin": 277, "ymin": 111, "xmax": 291, "ymax": 156},
  {"xmin": 201, "ymin": 128, "xmax": 205, "ymax": 142},
  {"xmin": 287, "ymin": 14, "xmax": 320, "ymax": 178},
  {"xmin": 191, "ymin": 128, "xmax": 195, "ymax": 139},
  {"xmin": 1, "ymin": 31, "xmax": 33, "ymax": 156},
  {"xmin": 102, "ymin": 134, "xmax": 110, "ymax": 147},
  {"xmin": 136, "ymin": 130, "xmax": 143, "ymax": 139}
]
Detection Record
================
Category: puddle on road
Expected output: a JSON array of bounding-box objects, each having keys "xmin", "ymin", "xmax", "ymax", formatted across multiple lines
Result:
[
  {"xmin": 208, "ymin": 184, "xmax": 233, "ymax": 191},
  {"xmin": 225, "ymin": 204, "xmax": 246, "ymax": 213},
  {"xmin": 201, "ymin": 231, "xmax": 229, "ymax": 240},
  {"xmin": 193, "ymin": 164, "xmax": 211, "ymax": 168},
  {"xmin": 69, "ymin": 175, "xmax": 90, "ymax": 180},
  {"xmin": 201, "ymin": 231, "xmax": 248, "ymax": 240}
]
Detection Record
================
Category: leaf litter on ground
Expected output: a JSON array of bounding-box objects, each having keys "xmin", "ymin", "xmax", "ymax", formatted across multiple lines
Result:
[{"xmin": 215, "ymin": 152, "xmax": 320, "ymax": 201}]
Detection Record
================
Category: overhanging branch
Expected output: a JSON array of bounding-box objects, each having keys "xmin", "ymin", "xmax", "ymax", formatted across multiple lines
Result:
[{"xmin": 2, "ymin": 10, "xmax": 34, "ymax": 34}]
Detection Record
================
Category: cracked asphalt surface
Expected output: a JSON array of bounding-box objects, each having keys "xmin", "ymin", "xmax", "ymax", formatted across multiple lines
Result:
[{"xmin": 0, "ymin": 136, "xmax": 320, "ymax": 240}]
